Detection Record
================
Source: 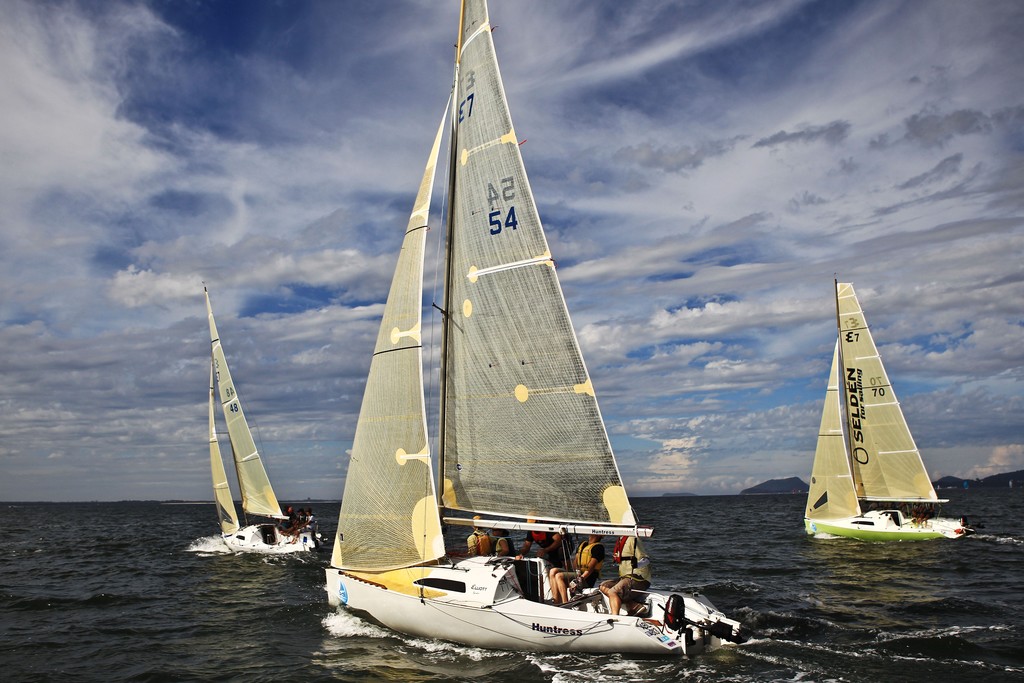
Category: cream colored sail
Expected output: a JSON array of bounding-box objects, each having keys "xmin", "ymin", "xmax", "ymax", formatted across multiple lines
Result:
[
  {"xmin": 836, "ymin": 282, "xmax": 937, "ymax": 502},
  {"xmin": 439, "ymin": 0, "xmax": 635, "ymax": 527},
  {"xmin": 209, "ymin": 360, "xmax": 241, "ymax": 534},
  {"xmin": 205, "ymin": 287, "xmax": 283, "ymax": 519},
  {"xmin": 331, "ymin": 112, "xmax": 449, "ymax": 571},
  {"xmin": 805, "ymin": 342, "xmax": 861, "ymax": 520}
]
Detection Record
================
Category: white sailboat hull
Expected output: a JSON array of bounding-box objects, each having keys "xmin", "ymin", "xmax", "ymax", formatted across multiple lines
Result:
[
  {"xmin": 805, "ymin": 509, "xmax": 972, "ymax": 541},
  {"xmin": 222, "ymin": 524, "xmax": 318, "ymax": 554},
  {"xmin": 325, "ymin": 557, "xmax": 745, "ymax": 656}
]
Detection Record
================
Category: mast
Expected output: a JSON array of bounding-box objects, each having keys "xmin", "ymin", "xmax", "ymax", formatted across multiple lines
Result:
[
  {"xmin": 210, "ymin": 350, "xmax": 240, "ymax": 534},
  {"xmin": 834, "ymin": 279, "xmax": 863, "ymax": 499},
  {"xmin": 206, "ymin": 284, "xmax": 246, "ymax": 509},
  {"xmin": 436, "ymin": 0, "xmax": 467, "ymax": 506}
]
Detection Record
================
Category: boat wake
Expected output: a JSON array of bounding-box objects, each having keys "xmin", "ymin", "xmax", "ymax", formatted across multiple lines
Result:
[
  {"xmin": 185, "ymin": 535, "xmax": 231, "ymax": 554},
  {"xmin": 973, "ymin": 533, "xmax": 1024, "ymax": 547},
  {"xmin": 321, "ymin": 610, "xmax": 505, "ymax": 661},
  {"xmin": 322, "ymin": 610, "xmax": 392, "ymax": 640}
]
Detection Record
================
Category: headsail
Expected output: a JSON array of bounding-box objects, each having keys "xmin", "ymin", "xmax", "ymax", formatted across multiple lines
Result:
[
  {"xmin": 205, "ymin": 287, "xmax": 283, "ymax": 519},
  {"xmin": 805, "ymin": 341, "xmax": 861, "ymax": 520},
  {"xmin": 332, "ymin": 111, "xmax": 450, "ymax": 571},
  {"xmin": 835, "ymin": 282, "xmax": 937, "ymax": 502},
  {"xmin": 440, "ymin": 0, "xmax": 635, "ymax": 527},
  {"xmin": 209, "ymin": 359, "xmax": 241, "ymax": 534}
]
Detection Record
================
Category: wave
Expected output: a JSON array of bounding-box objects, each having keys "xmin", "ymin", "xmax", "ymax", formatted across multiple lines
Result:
[
  {"xmin": 322, "ymin": 609, "xmax": 392, "ymax": 639},
  {"xmin": 972, "ymin": 533, "xmax": 1024, "ymax": 547},
  {"xmin": 185, "ymin": 535, "xmax": 233, "ymax": 554}
]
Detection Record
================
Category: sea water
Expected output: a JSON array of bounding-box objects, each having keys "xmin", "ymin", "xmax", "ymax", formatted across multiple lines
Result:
[{"xmin": 1, "ymin": 488, "xmax": 1021, "ymax": 681}]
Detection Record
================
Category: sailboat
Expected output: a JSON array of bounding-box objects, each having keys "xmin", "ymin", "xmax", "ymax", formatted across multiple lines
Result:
[
  {"xmin": 205, "ymin": 286, "xmax": 315, "ymax": 553},
  {"xmin": 804, "ymin": 281, "xmax": 973, "ymax": 541},
  {"xmin": 324, "ymin": 0, "xmax": 746, "ymax": 655}
]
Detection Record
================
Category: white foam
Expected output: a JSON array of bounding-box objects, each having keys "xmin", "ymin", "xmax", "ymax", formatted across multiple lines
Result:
[
  {"xmin": 186, "ymin": 536, "xmax": 231, "ymax": 554},
  {"xmin": 321, "ymin": 610, "xmax": 392, "ymax": 639}
]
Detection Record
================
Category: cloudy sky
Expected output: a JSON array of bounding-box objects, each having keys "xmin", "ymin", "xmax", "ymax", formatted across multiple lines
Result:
[{"xmin": 2, "ymin": 0, "xmax": 1022, "ymax": 503}]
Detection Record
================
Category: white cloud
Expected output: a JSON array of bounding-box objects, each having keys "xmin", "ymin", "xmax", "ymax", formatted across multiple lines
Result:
[{"xmin": 1, "ymin": 0, "xmax": 1021, "ymax": 501}]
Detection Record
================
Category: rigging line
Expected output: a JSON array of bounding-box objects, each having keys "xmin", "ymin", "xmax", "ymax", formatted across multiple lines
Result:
[
  {"xmin": 438, "ymin": 57, "xmax": 461, "ymax": 500},
  {"xmin": 558, "ymin": 527, "xmax": 576, "ymax": 572},
  {"xmin": 249, "ymin": 419, "xmax": 268, "ymax": 463},
  {"xmin": 371, "ymin": 344, "xmax": 422, "ymax": 358},
  {"xmin": 834, "ymin": 279, "xmax": 860, "ymax": 498},
  {"xmin": 421, "ymin": 97, "xmax": 455, "ymax": 561},
  {"xmin": 428, "ymin": 95, "xmax": 455, "ymax": 503}
]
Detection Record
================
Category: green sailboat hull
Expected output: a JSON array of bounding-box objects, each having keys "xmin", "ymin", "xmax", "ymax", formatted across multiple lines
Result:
[{"xmin": 804, "ymin": 517, "xmax": 962, "ymax": 541}]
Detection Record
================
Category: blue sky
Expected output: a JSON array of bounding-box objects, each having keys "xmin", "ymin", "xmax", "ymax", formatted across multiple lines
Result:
[{"xmin": 1, "ymin": 0, "xmax": 1022, "ymax": 502}]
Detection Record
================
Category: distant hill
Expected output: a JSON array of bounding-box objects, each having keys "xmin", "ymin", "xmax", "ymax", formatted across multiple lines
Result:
[
  {"xmin": 741, "ymin": 477, "xmax": 809, "ymax": 495},
  {"xmin": 934, "ymin": 469, "xmax": 1024, "ymax": 489},
  {"xmin": 660, "ymin": 492, "xmax": 697, "ymax": 497},
  {"xmin": 737, "ymin": 470, "xmax": 1023, "ymax": 497}
]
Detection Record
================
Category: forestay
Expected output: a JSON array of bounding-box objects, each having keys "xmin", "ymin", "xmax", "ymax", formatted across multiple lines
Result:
[
  {"xmin": 440, "ymin": 0, "xmax": 635, "ymax": 527},
  {"xmin": 209, "ymin": 361, "xmax": 240, "ymax": 534}
]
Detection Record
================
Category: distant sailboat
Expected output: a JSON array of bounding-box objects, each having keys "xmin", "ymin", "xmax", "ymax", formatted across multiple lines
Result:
[
  {"xmin": 324, "ymin": 0, "xmax": 746, "ymax": 655},
  {"xmin": 804, "ymin": 281, "xmax": 973, "ymax": 540},
  {"xmin": 205, "ymin": 286, "xmax": 315, "ymax": 553}
]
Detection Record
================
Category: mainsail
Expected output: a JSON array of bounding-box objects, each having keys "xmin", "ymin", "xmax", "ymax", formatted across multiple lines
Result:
[
  {"xmin": 205, "ymin": 287, "xmax": 283, "ymax": 519},
  {"xmin": 209, "ymin": 361, "xmax": 240, "ymax": 534},
  {"xmin": 332, "ymin": 113, "xmax": 449, "ymax": 571},
  {"xmin": 805, "ymin": 342, "xmax": 861, "ymax": 520},
  {"xmin": 439, "ymin": 0, "xmax": 635, "ymax": 527},
  {"xmin": 835, "ymin": 282, "xmax": 938, "ymax": 502}
]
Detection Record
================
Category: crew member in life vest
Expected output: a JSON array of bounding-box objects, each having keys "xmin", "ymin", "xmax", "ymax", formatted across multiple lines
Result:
[
  {"xmin": 466, "ymin": 515, "xmax": 493, "ymax": 556},
  {"xmin": 491, "ymin": 527, "xmax": 514, "ymax": 556},
  {"xmin": 516, "ymin": 519, "xmax": 568, "ymax": 568},
  {"xmin": 599, "ymin": 535, "xmax": 652, "ymax": 617},
  {"xmin": 549, "ymin": 534, "xmax": 605, "ymax": 605}
]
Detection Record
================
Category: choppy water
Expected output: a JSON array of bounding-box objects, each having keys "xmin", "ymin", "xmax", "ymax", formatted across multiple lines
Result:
[{"xmin": 1, "ymin": 488, "xmax": 1021, "ymax": 682}]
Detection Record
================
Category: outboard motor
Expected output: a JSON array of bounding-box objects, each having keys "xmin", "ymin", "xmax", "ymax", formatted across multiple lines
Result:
[
  {"xmin": 664, "ymin": 593, "xmax": 687, "ymax": 632},
  {"xmin": 708, "ymin": 618, "xmax": 748, "ymax": 643},
  {"xmin": 673, "ymin": 593, "xmax": 751, "ymax": 645}
]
